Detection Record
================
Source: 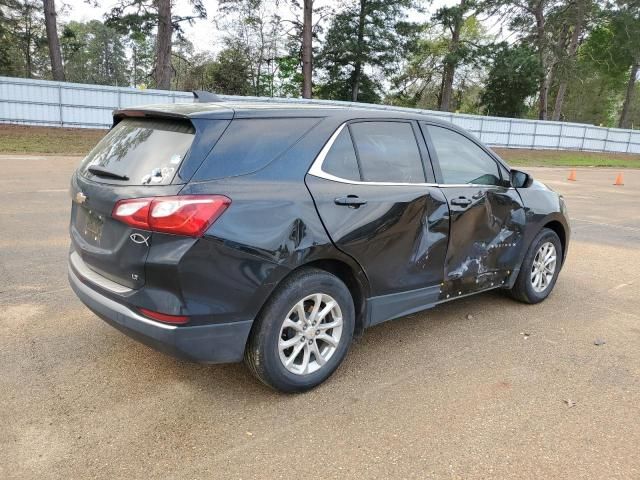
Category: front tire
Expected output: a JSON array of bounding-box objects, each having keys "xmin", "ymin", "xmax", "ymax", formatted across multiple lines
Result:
[
  {"xmin": 244, "ymin": 268, "xmax": 355, "ymax": 393},
  {"xmin": 509, "ymin": 228, "xmax": 563, "ymax": 304}
]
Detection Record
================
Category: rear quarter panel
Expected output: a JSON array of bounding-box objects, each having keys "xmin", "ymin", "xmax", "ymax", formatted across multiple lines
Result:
[{"xmin": 178, "ymin": 117, "xmax": 368, "ymax": 321}]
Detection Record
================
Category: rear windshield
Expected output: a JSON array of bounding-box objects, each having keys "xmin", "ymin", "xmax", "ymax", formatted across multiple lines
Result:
[
  {"xmin": 192, "ymin": 117, "xmax": 319, "ymax": 180},
  {"xmin": 79, "ymin": 118, "xmax": 195, "ymax": 185}
]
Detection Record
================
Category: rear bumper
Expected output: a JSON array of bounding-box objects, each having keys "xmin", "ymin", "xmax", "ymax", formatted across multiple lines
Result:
[{"xmin": 68, "ymin": 265, "xmax": 253, "ymax": 364}]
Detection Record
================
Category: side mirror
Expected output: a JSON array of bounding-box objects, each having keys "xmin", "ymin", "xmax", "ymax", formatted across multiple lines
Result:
[{"xmin": 510, "ymin": 169, "xmax": 533, "ymax": 188}]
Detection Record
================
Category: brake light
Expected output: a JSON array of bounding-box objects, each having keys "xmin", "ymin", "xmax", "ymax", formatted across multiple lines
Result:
[
  {"xmin": 112, "ymin": 195, "xmax": 230, "ymax": 237},
  {"xmin": 139, "ymin": 308, "xmax": 189, "ymax": 324},
  {"xmin": 112, "ymin": 200, "xmax": 150, "ymax": 229}
]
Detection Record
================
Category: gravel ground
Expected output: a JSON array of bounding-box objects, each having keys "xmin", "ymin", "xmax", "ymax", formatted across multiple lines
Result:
[{"xmin": 1, "ymin": 156, "xmax": 639, "ymax": 479}]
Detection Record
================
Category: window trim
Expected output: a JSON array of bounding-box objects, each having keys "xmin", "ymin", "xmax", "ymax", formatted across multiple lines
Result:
[{"xmin": 308, "ymin": 121, "xmax": 435, "ymax": 186}]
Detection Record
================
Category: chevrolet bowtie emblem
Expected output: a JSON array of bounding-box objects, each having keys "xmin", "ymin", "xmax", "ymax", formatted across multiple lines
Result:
[{"xmin": 75, "ymin": 192, "xmax": 87, "ymax": 204}]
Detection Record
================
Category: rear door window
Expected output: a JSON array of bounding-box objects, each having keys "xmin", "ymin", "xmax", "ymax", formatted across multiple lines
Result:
[
  {"xmin": 349, "ymin": 121, "xmax": 425, "ymax": 183},
  {"xmin": 79, "ymin": 118, "xmax": 195, "ymax": 185},
  {"xmin": 194, "ymin": 118, "xmax": 319, "ymax": 180}
]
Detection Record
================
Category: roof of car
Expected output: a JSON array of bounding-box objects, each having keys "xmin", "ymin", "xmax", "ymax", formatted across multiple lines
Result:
[
  {"xmin": 112, "ymin": 99, "xmax": 509, "ymax": 168},
  {"xmin": 114, "ymin": 100, "xmax": 443, "ymax": 122}
]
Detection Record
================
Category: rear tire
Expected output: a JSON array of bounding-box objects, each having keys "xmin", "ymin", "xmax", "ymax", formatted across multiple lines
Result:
[
  {"xmin": 244, "ymin": 267, "xmax": 355, "ymax": 393},
  {"xmin": 509, "ymin": 228, "xmax": 562, "ymax": 304}
]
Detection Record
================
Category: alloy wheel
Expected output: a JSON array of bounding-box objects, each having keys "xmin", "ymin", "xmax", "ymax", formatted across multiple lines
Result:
[
  {"xmin": 278, "ymin": 293, "xmax": 343, "ymax": 375},
  {"xmin": 530, "ymin": 241, "xmax": 557, "ymax": 293}
]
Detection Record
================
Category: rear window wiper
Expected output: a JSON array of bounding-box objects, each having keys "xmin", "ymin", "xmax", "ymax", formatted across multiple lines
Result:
[{"xmin": 87, "ymin": 165, "xmax": 130, "ymax": 181}]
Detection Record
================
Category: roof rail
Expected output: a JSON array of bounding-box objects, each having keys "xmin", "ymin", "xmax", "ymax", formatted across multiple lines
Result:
[{"xmin": 192, "ymin": 90, "xmax": 223, "ymax": 103}]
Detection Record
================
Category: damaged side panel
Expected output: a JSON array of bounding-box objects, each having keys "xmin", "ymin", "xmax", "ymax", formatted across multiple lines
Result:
[
  {"xmin": 439, "ymin": 186, "xmax": 527, "ymax": 299},
  {"xmin": 181, "ymin": 175, "xmax": 349, "ymax": 324},
  {"xmin": 305, "ymin": 176, "xmax": 450, "ymax": 297}
]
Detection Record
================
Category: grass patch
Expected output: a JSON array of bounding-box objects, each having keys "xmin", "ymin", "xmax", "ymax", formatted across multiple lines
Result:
[
  {"xmin": 495, "ymin": 148, "xmax": 640, "ymax": 169},
  {"xmin": 0, "ymin": 124, "xmax": 106, "ymax": 155}
]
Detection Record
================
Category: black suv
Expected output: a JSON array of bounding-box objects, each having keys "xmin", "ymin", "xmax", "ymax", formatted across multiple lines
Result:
[{"xmin": 68, "ymin": 101, "xmax": 570, "ymax": 392}]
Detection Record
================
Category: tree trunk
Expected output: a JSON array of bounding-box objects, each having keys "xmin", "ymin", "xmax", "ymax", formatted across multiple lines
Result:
[
  {"xmin": 619, "ymin": 60, "xmax": 639, "ymax": 129},
  {"xmin": 24, "ymin": 15, "xmax": 33, "ymax": 78},
  {"xmin": 439, "ymin": 0, "xmax": 465, "ymax": 111},
  {"xmin": 43, "ymin": 0, "xmax": 65, "ymax": 81},
  {"xmin": 439, "ymin": 57, "xmax": 457, "ymax": 111},
  {"xmin": 552, "ymin": 1, "xmax": 585, "ymax": 121},
  {"xmin": 154, "ymin": 0, "xmax": 173, "ymax": 90},
  {"xmin": 535, "ymin": 7, "xmax": 548, "ymax": 120},
  {"xmin": 351, "ymin": 0, "xmax": 366, "ymax": 102},
  {"xmin": 302, "ymin": 0, "xmax": 313, "ymax": 98},
  {"xmin": 133, "ymin": 45, "xmax": 138, "ymax": 87}
]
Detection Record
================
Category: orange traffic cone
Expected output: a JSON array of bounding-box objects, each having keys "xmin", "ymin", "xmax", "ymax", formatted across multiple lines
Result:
[
  {"xmin": 568, "ymin": 169, "xmax": 577, "ymax": 181},
  {"xmin": 613, "ymin": 173, "xmax": 624, "ymax": 186}
]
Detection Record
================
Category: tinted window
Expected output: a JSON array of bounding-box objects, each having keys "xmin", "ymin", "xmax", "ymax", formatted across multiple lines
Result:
[
  {"xmin": 194, "ymin": 118, "xmax": 318, "ymax": 180},
  {"xmin": 80, "ymin": 118, "xmax": 194, "ymax": 185},
  {"xmin": 426, "ymin": 125, "xmax": 501, "ymax": 185},
  {"xmin": 349, "ymin": 122, "xmax": 424, "ymax": 183},
  {"xmin": 322, "ymin": 128, "xmax": 360, "ymax": 181}
]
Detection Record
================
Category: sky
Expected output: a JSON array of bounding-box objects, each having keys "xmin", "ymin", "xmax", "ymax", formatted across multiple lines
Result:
[{"xmin": 60, "ymin": 0, "xmax": 461, "ymax": 55}]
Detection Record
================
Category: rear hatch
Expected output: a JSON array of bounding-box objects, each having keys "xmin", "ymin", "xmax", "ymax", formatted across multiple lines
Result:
[{"xmin": 70, "ymin": 117, "xmax": 198, "ymax": 289}]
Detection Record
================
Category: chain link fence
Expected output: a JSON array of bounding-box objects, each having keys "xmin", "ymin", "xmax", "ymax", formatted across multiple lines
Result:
[{"xmin": 1, "ymin": 75, "xmax": 639, "ymax": 154}]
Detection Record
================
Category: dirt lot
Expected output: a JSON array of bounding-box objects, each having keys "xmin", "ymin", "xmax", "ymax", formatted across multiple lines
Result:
[{"xmin": 1, "ymin": 156, "xmax": 639, "ymax": 479}]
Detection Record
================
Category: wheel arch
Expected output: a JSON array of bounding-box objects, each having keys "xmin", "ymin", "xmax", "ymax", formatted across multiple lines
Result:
[
  {"xmin": 261, "ymin": 257, "xmax": 370, "ymax": 339},
  {"xmin": 541, "ymin": 219, "xmax": 568, "ymax": 265},
  {"xmin": 302, "ymin": 258, "xmax": 369, "ymax": 338}
]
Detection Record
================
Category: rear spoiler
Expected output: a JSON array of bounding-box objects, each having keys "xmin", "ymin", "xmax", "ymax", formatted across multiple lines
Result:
[{"xmin": 112, "ymin": 92, "xmax": 233, "ymax": 127}]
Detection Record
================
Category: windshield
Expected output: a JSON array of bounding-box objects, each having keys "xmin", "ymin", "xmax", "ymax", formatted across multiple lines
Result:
[{"xmin": 79, "ymin": 118, "xmax": 195, "ymax": 185}]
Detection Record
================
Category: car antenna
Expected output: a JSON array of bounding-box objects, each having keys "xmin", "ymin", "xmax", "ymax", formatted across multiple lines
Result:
[{"xmin": 192, "ymin": 90, "xmax": 223, "ymax": 103}]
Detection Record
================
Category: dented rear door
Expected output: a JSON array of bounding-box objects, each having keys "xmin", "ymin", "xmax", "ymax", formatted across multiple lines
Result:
[{"xmin": 306, "ymin": 120, "xmax": 449, "ymax": 298}]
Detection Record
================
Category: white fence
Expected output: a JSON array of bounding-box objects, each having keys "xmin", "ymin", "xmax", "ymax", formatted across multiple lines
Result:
[{"xmin": 1, "ymin": 75, "xmax": 639, "ymax": 154}]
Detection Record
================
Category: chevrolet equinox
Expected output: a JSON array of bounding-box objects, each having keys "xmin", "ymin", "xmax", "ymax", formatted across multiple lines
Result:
[{"xmin": 68, "ymin": 101, "xmax": 570, "ymax": 392}]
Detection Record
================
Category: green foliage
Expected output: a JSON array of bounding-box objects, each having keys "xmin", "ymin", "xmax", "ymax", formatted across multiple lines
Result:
[
  {"xmin": 559, "ymin": 4, "xmax": 640, "ymax": 127},
  {"xmin": 317, "ymin": 72, "xmax": 381, "ymax": 103},
  {"xmin": 218, "ymin": 0, "xmax": 287, "ymax": 96},
  {"xmin": 0, "ymin": 0, "xmax": 638, "ymax": 128},
  {"xmin": 61, "ymin": 21, "xmax": 129, "ymax": 86},
  {"xmin": 105, "ymin": 0, "xmax": 207, "ymax": 39},
  {"xmin": 171, "ymin": 37, "xmax": 195, "ymax": 91},
  {"xmin": 181, "ymin": 42, "xmax": 252, "ymax": 95},
  {"xmin": 0, "ymin": 0, "xmax": 49, "ymax": 78},
  {"xmin": 432, "ymin": 0, "xmax": 482, "ymax": 68},
  {"xmin": 127, "ymin": 32, "xmax": 155, "ymax": 88},
  {"xmin": 580, "ymin": 23, "xmax": 630, "ymax": 80},
  {"xmin": 317, "ymin": 0, "xmax": 420, "ymax": 102},
  {"xmin": 626, "ymin": 84, "xmax": 640, "ymax": 128},
  {"xmin": 389, "ymin": 14, "xmax": 489, "ymax": 111},
  {"xmin": 276, "ymin": 55, "xmax": 304, "ymax": 98},
  {"xmin": 0, "ymin": 0, "xmax": 22, "ymax": 76},
  {"xmin": 481, "ymin": 44, "xmax": 541, "ymax": 117},
  {"xmin": 560, "ymin": 66, "xmax": 623, "ymax": 126}
]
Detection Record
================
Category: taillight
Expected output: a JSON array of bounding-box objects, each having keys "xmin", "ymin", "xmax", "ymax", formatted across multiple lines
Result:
[
  {"xmin": 112, "ymin": 195, "xmax": 230, "ymax": 237},
  {"xmin": 139, "ymin": 307, "xmax": 189, "ymax": 325}
]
